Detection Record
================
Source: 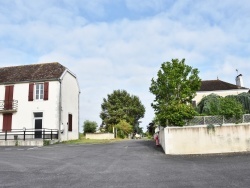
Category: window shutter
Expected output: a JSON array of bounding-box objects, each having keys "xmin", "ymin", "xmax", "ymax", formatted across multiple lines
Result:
[
  {"xmin": 28, "ymin": 83, "xmax": 34, "ymax": 101},
  {"xmin": 4, "ymin": 85, "xmax": 14, "ymax": 109},
  {"xmin": 44, "ymin": 82, "xmax": 49, "ymax": 100},
  {"xmin": 3, "ymin": 114, "xmax": 12, "ymax": 132}
]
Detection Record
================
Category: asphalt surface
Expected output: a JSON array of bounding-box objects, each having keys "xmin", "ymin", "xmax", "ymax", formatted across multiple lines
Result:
[{"xmin": 1, "ymin": 140, "xmax": 250, "ymax": 188}]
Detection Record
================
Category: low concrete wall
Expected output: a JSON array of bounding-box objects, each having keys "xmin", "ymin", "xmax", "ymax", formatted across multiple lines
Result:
[
  {"xmin": 159, "ymin": 124, "xmax": 250, "ymax": 154},
  {"xmin": 85, "ymin": 133, "xmax": 114, "ymax": 140},
  {"xmin": 0, "ymin": 139, "xmax": 58, "ymax": 146}
]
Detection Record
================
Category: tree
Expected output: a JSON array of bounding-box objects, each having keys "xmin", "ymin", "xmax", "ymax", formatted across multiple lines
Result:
[
  {"xmin": 197, "ymin": 94, "xmax": 244, "ymax": 120},
  {"xmin": 219, "ymin": 96, "xmax": 244, "ymax": 120},
  {"xmin": 115, "ymin": 120, "xmax": 133, "ymax": 139},
  {"xmin": 197, "ymin": 93, "xmax": 221, "ymax": 115},
  {"xmin": 150, "ymin": 59, "xmax": 201, "ymax": 126},
  {"xmin": 100, "ymin": 90, "xmax": 145, "ymax": 132},
  {"xmin": 147, "ymin": 122, "xmax": 155, "ymax": 136},
  {"xmin": 228, "ymin": 92, "xmax": 250, "ymax": 113},
  {"xmin": 83, "ymin": 120, "xmax": 97, "ymax": 134}
]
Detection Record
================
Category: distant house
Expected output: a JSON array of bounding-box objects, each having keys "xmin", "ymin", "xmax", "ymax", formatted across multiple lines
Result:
[
  {"xmin": 193, "ymin": 74, "xmax": 249, "ymax": 106},
  {"xmin": 0, "ymin": 62, "xmax": 80, "ymax": 141}
]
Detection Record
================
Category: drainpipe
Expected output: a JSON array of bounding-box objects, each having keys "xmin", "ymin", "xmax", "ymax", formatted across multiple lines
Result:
[{"xmin": 58, "ymin": 78, "xmax": 62, "ymax": 141}]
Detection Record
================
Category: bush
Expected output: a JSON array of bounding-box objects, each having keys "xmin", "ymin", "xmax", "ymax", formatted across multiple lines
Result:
[
  {"xmin": 83, "ymin": 120, "xmax": 97, "ymax": 134},
  {"xmin": 219, "ymin": 97, "xmax": 244, "ymax": 120}
]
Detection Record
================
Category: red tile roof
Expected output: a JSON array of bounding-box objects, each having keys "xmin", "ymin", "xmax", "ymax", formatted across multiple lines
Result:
[
  {"xmin": 199, "ymin": 80, "xmax": 248, "ymax": 91},
  {"xmin": 0, "ymin": 62, "xmax": 66, "ymax": 84}
]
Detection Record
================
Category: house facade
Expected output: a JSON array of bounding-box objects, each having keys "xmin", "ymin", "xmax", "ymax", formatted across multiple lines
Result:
[
  {"xmin": 0, "ymin": 62, "xmax": 80, "ymax": 141},
  {"xmin": 193, "ymin": 75, "xmax": 249, "ymax": 105}
]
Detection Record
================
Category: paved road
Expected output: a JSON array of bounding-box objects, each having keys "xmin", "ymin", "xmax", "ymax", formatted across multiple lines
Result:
[{"xmin": 1, "ymin": 140, "xmax": 250, "ymax": 188}]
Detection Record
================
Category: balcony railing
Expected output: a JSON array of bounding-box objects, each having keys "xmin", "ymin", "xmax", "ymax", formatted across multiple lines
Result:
[{"xmin": 0, "ymin": 100, "xmax": 18, "ymax": 112}]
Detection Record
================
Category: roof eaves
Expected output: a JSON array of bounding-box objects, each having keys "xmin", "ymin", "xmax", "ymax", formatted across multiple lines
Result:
[{"xmin": 0, "ymin": 78, "xmax": 60, "ymax": 85}]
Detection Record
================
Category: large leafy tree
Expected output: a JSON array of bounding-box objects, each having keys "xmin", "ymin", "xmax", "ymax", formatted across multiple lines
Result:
[
  {"xmin": 150, "ymin": 59, "xmax": 201, "ymax": 126},
  {"xmin": 100, "ymin": 90, "xmax": 145, "ymax": 132}
]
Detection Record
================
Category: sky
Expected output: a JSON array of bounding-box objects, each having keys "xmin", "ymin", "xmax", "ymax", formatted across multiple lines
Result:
[{"xmin": 1, "ymin": 0, "xmax": 250, "ymax": 131}]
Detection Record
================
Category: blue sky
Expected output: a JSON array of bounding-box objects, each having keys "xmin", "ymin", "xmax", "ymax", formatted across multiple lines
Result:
[{"xmin": 1, "ymin": 0, "xmax": 250, "ymax": 131}]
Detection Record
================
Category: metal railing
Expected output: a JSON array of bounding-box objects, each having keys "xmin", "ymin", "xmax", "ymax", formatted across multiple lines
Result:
[
  {"xmin": 0, "ymin": 128, "xmax": 58, "ymax": 141},
  {"xmin": 0, "ymin": 100, "xmax": 18, "ymax": 112},
  {"xmin": 186, "ymin": 114, "xmax": 250, "ymax": 126}
]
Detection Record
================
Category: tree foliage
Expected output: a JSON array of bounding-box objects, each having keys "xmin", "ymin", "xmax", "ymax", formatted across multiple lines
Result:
[
  {"xmin": 115, "ymin": 120, "xmax": 133, "ymax": 139},
  {"xmin": 219, "ymin": 97, "xmax": 244, "ymax": 119},
  {"xmin": 150, "ymin": 59, "xmax": 201, "ymax": 126},
  {"xmin": 83, "ymin": 120, "xmax": 98, "ymax": 134},
  {"xmin": 227, "ymin": 92, "xmax": 250, "ymax": 113},
  {"xmin": 147, "ymin": 122, "xmax": 155, "ymax": 136},
  {"xmin": 197, "ymin": 93, "xmax": 221, "ymax": 115},
  {"xmin": 100, "ymin": 90, "xmax": 145, "ymax": 132},
  {"xmin": 197, "ymin": 93, "xmax": 244, "ymax": 119}
]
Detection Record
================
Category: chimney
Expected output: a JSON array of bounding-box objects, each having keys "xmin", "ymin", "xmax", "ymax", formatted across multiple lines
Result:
[{"xmin": 236, "ymin": 74, "xmax": 244, "ymax": 87}]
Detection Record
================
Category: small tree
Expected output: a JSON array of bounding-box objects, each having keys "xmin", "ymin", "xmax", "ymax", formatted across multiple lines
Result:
[
  {"xmin": 147, "ymin": 122, "xmax": 155, "ymax": 136},
  {"xmin": 150, "ymin": 58, "xmax": 201, "ymax": 126},
  {"xmin": 115, "ymin": 120, "xmax": 133, "ymax": 139},
  {"xmin": 83, "ymin": 120, "xmax": 97, "ymax": 134}
]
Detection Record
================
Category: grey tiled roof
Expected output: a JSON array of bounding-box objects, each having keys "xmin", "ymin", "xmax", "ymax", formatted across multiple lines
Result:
[
  {"xmin": 0, "ymin": 62, "xmax": 66, "ymax": 84},
  {"xmin": 199, "ymin": 80, "xmax": 248, "ymax": 91}
]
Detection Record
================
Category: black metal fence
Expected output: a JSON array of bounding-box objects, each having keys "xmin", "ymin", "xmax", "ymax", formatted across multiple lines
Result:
[{"xmin": 0, "ymin": 128, "xmax": 58, "ymax": 141}]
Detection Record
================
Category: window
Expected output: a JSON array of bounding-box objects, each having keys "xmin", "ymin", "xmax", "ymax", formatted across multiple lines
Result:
[
  {"xmin": 28, "ymin": 82, "xmax": 49, "ymax": 101},
  {"xmin": 68, "ymin": 114, "xmax": 72, "ymax": 131},
  {"xmin": 192, "ymin": 100, "xmax": 197, "ymax": 107},
  {"xmin": 36, "ymin": 83, "xmax": 44, "ymax": 100},
  {"xmin": 34, "ymin": 112, "xmax": 43, "ymax": 117}
]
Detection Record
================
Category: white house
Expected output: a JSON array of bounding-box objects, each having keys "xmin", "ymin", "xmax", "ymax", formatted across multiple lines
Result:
[
  {"xmin": 0, "ymin": 62, "xmax": 80, "ymax": 141},
  {"xmin": 193, "ymin": 74, "xmax": 249, "ymax": 106}
]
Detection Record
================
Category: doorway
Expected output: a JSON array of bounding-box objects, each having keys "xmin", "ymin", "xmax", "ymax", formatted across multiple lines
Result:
[{"xmin": 34, "ymin": 112, "xmax": 43, "ymax": 139}]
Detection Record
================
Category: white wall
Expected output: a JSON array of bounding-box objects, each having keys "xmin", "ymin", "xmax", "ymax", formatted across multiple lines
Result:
[
  {"xmin": 60, "ymin": 71, "xmax": 80, "ymax": 141},
  {"xmin": 86, "ymin": 133, "xmax": 114, "ymax": 140},
  {"xmin": 159, "ymin": 124, "xmax": 250, "ymax": 155},
  {"xmin": 0, "ymin": 82, "xmax": 60, "ymax": 130},
  {"xmin": 158, "ymin": 126, "xmax": 166, "ymax": 151}
]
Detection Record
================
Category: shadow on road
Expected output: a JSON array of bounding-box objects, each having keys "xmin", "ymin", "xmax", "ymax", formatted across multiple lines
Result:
[{"xmin": 135, "ymin": 139, "xmax": 165, "ymax": 154}]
